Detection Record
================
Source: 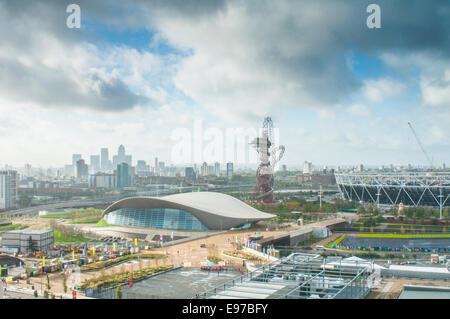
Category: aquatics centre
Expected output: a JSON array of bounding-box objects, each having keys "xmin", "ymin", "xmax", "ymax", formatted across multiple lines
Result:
[{"xmin": 103, "ymin": 192, "xmax": 275, "ymax": 231}]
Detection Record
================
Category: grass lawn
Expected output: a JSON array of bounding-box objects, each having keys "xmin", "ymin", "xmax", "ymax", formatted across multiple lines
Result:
[
  {"xmin": 325, "ymin": 235, "xmax": 345, "ymax": 248},
  {"xmin": 53, "ymin": 230, "xmax": 91, "ymax": 243},
  {"xmin": 94, "ymin": 218, "xmax": 115, "ymax": 227},
  {"xmin": 0, "ymin": 224, "xmax": 28, "ymax": 231},
  {"xmin": 69, "ymin": 218, "xmax": 101, "ymax": 224},
  {"xmin": 41, "ymin": 208, "xmax": 103, "ymax": 220}
]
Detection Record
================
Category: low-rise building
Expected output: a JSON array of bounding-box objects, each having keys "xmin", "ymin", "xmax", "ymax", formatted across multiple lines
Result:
[{"xmin": 1, "ymin": 229, "xmax": 54, "ymax": 254}]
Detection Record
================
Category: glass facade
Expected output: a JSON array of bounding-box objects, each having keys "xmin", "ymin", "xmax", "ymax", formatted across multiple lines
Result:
[{"xmin": 104, "ymin": 208, "xmax": 208, "ymax": 230}]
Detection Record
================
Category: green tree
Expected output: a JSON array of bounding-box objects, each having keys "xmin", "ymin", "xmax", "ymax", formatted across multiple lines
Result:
[
  {"xmin": 46, "ymin": 275, "xmax": 51, "ymax": 291},
  {"xmin": 34, "ymin": 290, "xmax": 38, "ymax": 298},
  {"xmin": 443, "ymin": 209, "xmax": 449, "ymax": 219},
  {"xmin": 116, "ymin": 285, "xmax": 122, "ymax": 299},
  {"xmin": 44, "ymin": 290, "xmax": 49, "ymax": 299},
  {"xmin": 62, "ymin": 276, "xmax": 67, "ymax": 293},
  {"xmin": 356, "ymin": 206, "xmax": 366, "ymax": 215}
]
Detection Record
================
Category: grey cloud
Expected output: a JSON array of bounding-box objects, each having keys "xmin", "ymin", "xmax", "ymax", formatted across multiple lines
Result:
[
  {"xmin": 1, "ymin": 0, "xmax": 449, "ymax": 114},
  {"xmin": 0, "ymin": 56, "xmax": 147, "ymax": 111},
  {"xmin": 0, "ymin": 0, "xmax": 149, "ymax": 112}
]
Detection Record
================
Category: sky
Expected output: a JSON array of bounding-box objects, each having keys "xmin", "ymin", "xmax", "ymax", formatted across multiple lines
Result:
[{"xmin": 0, "ymin": 0, "xmax": 449, "ymax": 169}]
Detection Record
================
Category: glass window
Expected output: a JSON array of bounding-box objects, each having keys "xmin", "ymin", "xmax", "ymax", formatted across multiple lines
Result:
[{"xmin": 104, "ymin": 207, "xmax": 208, "ymax": 230}]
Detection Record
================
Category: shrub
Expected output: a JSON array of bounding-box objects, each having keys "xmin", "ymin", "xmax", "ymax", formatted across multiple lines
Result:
[
  {"xmin": 207, "ymin": 256, "xmax": 222, "ymax": 263},
  {"xmin": 116, "ymin": 285, "xmax": 122, "ymax": 299}
]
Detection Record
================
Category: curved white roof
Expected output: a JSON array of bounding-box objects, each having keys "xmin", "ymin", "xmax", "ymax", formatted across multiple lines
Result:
[
  {"xmin": 161, "ymin": 192, "xmax": 275, "ymax": 219},
  {"xmin": 103, "ymin": 192, "xmax": 275, "ymax": 230}
]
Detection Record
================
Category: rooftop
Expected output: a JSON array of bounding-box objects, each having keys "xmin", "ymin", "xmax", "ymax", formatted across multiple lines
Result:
[{"xmin": 5, "ymin": 229, "xmax": 52, "ymax": 234}]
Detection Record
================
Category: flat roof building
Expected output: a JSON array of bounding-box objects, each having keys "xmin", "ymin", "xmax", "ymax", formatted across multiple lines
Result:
[{"xmin": 1, "ymin": 229, "xmax": 54, "ymax": 254}]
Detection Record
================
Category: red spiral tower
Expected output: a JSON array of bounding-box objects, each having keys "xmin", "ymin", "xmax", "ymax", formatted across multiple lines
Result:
[{"xmin": 250, "ymin": 117, "xmax": 285, "ymax": 204}]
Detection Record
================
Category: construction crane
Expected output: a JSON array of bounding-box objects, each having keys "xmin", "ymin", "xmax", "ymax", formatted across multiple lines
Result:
[{"xmin": 408, "ymin": 122, "xmax": 433, "ymax": 169}]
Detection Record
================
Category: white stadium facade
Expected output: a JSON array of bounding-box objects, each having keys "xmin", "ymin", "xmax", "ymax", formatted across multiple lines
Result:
[
  {"xmin": 335, "ymin": 172, "xmax": 450, "ymax": 208},
  {"xmin": 103, "ymin": 192, "xmax": 276, "ymax": 231}
]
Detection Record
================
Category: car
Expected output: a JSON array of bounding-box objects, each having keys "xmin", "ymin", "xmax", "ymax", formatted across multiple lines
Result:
[{"xmin": 315, "ymin": 245, "xmax": 326, "ymax": 250}]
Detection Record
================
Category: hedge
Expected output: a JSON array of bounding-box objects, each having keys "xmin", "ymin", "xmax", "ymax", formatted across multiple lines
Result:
[{"xmin": 357, "ymin": 233, "xmax": 450, "ymax": 239}]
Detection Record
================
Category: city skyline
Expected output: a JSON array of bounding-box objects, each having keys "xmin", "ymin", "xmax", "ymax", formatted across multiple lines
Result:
[
  {"xmin": 0, "ymin": 1, "xmax": 449, "ymax": 168},
  {"xmin": 0, "ymin": 142, "xmax": 448, "ymax": 172}
]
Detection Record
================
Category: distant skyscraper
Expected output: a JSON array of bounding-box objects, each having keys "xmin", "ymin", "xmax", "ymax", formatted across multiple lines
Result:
[
  {"xmin": 282, "ymin": 164, "xmax": 287, "ymax": 172},
  {"xmin": 72, "ymin": 154, "xmax": 82, "ymax": 166},
  {"xmin": 0, "ymin": 170, "xmax": 18, "ymax": 210},
  {"xmin": 201, "ymin": 162, "xmax": 208, "ymax": 176},
  {"xmin": 64, "ymin": 165, "xmax": 74, "ymax": 176},
  {"xmin": 357, "ymin": 163, "xmax": 364, "ymax": 172},
  {"xmin": 116, "ymin": 162, "xmax": 131, "ymax": 189},
  {"xmin": 101, "ymin": 148, "xmax": 110, "ymax": 171},
  {"xmin": 24, "ymin": 164, "xmax": 32, "ymax": 177},
  {"xmin": 226, "ymin": 162, "xmax": 234, "ymax": 177},
  {"xmin": 136, "ymin": 160, "xmax": 147, "ymax": 174},
  {"xmin": 113, "ymin": 145, "xmax": 131, "ymax": 167},
  {"xmin": 185, "ymin": 167, "xmax": 196, "ymax": 181},
  {"xmin": 214, "ymin": 162, "xmax": 220, "ymax": 176},
  {"xmin": 154, "ymin": 157, "xmax": 158, "ymax": 174},
  {"xmin": 302, "ymin": 161, "xmax": 312, "ymax": 174},
  {"xmin": 75, "ymin": 159, "xmax": 89, "ymax": 179},
  {"xmin": 90, "ymin": 155, "xmax": 100, "ymax": 173}
]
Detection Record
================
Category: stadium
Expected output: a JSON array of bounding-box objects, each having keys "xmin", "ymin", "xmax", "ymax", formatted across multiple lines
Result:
[
  {"xmin": 103, "ymin": 191, "xmax": 275, "ymax": 231},
  {"xmin": 335, "ymin": 172, "xmax": 450, "ymax": 208}
]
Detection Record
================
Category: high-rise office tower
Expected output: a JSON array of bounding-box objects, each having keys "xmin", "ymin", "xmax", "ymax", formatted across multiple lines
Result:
[
  {"xmin": 72, "ymin": 154, "xmax": 82, "ymax": 166},
  {"xmin": 214, "ymin": 162, "xmax": 220, "ymax": 176},
  {"xmin": 136, "ymin": 160, "xmax": 147, "ymax": 173},
  {"xmin": 101, "ymin": 148, "xmax": 110, "ymax": 171},
  {"xmin": 0, "ymin": 170, "xmax": 19, "ymax": 210},
  {"xmin": 201, "ymin": 162, "xmax": 208, "ymax": 176},
  {"xmin": 113, "ymin": 145, "xmax": 131, "ymax": 167},
  {"xmin": 24, "ymin": 164, "xmax": 32, "ymax": 177},
  {"xmin": 90, "ymin": 155, "xmax": 100, "ymax": 173},
  {"xmin": 75, "ymin": 159, "xmax": 89, "ymax": 179},
  {"xmin": 185, "ymin": 167, "xmax": 196, "ymax": 181},
  {"xmin": 226, "ymin": 162, "xmax": 234, "ymax": 177},
  {"xmin": 302, "ymin": 161, "xmax": 312, "ymax": 174},
  {"xmin": 116, "ymin": 162, "xmax": 131, "ymax": 189},
  {"xmin": 158, "ymin": 161, "xmax": 165, "ymax": 176}
]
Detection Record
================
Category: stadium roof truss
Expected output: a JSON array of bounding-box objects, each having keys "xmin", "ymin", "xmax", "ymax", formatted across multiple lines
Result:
[
  {"xmin": 194, "ymin": 253, "xmax": 371, "ymax": 299},
  {"xmin": 335, "ymin": 173, "xmax": 450, "ymax": 208}
]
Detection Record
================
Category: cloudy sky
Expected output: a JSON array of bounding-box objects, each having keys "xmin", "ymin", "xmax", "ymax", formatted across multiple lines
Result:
[{"xmin": 0, "ymin": 0, "xmax": 449, "ymax": 168}]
